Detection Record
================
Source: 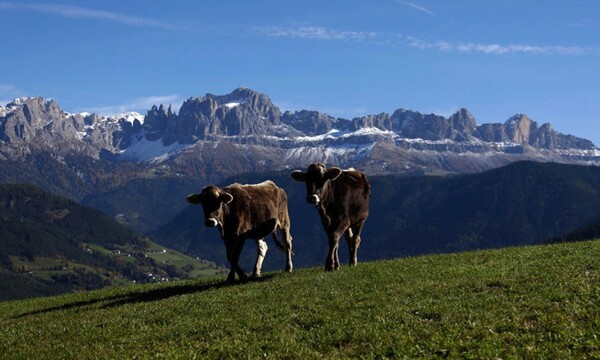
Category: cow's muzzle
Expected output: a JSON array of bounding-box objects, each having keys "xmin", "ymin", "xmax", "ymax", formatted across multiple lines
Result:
[
  {"xmin": 306, "ymin": 194, "xmax": 320, "ymax": 205},
  {"xmin": 205, "ymin": 218, "xmax": 219, "ymax": 227}
]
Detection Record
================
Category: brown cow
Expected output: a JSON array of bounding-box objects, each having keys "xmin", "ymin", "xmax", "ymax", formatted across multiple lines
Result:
[
  {"xmin": 291, "ymin": 163, "xmax": 370, "ymax": 271},
  {"xmin": 187, "ymin": 180, "xmax": 293, "ymax": 282}
]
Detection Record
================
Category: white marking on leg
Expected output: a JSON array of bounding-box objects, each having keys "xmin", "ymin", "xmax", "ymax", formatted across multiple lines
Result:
[{"xmin": 253, "ymin": 239, "xmax": 268, "ymax": 276}]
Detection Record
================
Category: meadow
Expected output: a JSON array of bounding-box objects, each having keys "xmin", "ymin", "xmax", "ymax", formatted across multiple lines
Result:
[{"xmin": 1, "ymin": 240, "xmax": 598, "ymax": 359}]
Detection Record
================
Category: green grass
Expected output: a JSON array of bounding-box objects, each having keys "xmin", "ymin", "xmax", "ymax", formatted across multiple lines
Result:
[
  {"xmin": 9, "ymin": 256, "xmax": 112, "ymax": 281},
  {"xmin": 9, "ymin": 256, "xmax": 65, "ymax": 271},
  {"xmin": 144, "ymin": 243, "xmax": 225, "ymax": 278},
  {"xmin": 146, "ymin": 250, "xmax": 225, "ymax": 278},
  {"xmin": 1, "ymin": 240, "xmax": 599, "ymax": 359}
]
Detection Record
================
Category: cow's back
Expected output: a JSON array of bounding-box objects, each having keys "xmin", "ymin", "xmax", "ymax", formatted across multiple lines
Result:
[
  {"xmin": 330, "ymin": 170, "xmax": 370, "ymax": 221},
  {"xmin": 224, "ymin": 180, "xmax": 289, "ymax": 238}
]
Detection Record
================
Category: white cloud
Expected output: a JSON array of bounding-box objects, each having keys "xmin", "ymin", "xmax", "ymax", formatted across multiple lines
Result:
[
  {"xmin": 396, "ymin": 1, "xmax": 434, "ymax": 15},
  {"xmin": 253, "ymin": 25, "xmax": 598, "ymax": 56},
  {"xmin": 0, "ymin": 2, "xmax": 185, "ymax": 30},
  {"xmin": 254, "ymin": 25, "xmax": 378, "ymax": 41},
  {"xmin": 82, "ymin": 95, "xmax": 182, "ymax": 116},
  {"xmin": 405, "ymin": 36, "xmax": 592, "ymax": 55}
]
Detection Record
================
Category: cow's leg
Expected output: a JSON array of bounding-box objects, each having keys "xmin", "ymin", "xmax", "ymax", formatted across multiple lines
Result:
[
  {"xmin": 278, "ymin": 225, "xmax": 293, "ymax": 272},
  {"xmin": 348, "ymin": 221, "xmax": 365, "ymax": 266},
  {"xmin": 334, "ymin": 243, "xmax": 341, "ymax": 270},
  {"xmin": 344, "ymin": 227, "xmax": 356, "ymax": 266},
  {"xmin": 325, "ymin": 230, "xmax": 343, "ymax": 271},
  {"xmin": 226, "ymin": 239, "xmax": 247, "ymax": 283},
  {"xmin": 252, "ymin": 239, "xmax": 268, "ymax": 277},
  {"xmin": 224, "ymin": 241, "xmax": 236, "ymax": 283},
  {"xmin": 233, "ymin": 243, "xmax": 247, "ymax": 282}
]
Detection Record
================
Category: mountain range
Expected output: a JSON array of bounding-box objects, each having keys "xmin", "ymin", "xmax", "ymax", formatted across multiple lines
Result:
[{"xmin": 1, "ymin": 88, "xmax": 598, "ymax": 191}]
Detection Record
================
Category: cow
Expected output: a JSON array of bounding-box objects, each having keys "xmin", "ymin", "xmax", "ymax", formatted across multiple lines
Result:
[
  {"xmin": 291, "ymin": 163, "xmax": 370, "ymax": 271},
  {"xmin": 186, "ymin": 180, "xmax": 293, "ymax": 283}
]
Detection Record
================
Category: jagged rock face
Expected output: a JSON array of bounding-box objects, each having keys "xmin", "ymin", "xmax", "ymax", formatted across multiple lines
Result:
[
  {"xmin": 352, "ymin": 113, "xmax": 392, "ymax": 132},
  {"xmin": 144, "ymin": 104, "xmax": 175, "ymax": 142},
  {"xmin": 0, "ymin": 97, "xmax": 92, "ymax": 158},
  {"xmin": 0, "ymin": 98, "xmax": 146, "ymax": 160},
  {"xmin": 146, "ymin": 87, "xmax": 285, "ymax": 146},
  {"xmin": 449, "ymin": 108, "xmax": 477, "ymax": 140},
  {"xmin": 390, "ymin": 109, "xmax": 458, "ymax": 140},
  {"xmin": 505, "ymin": 114, "xmax": 534, "ymax": 144},
  {"xmin": 473, "ymin": 114, "xmax": 596, "ymax": 150},
  {"xmin": 0, "ymin": 98, "xmax": 69, "ymax": 143},
  {"xmin": 282, "ymin": 110, "xmax": 348, "ymax": 135}
]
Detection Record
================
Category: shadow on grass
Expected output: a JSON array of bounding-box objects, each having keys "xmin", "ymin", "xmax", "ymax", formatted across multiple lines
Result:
[{"xmin": 14, "ymin": 274, "xmax": 278, "ymax": 319}]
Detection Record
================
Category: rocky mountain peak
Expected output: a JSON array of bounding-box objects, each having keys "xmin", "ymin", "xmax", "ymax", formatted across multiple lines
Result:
[
  {"xmin": 504, "ymin": 113, "xmax": 535, "ymax": 145},
  {"xmin": 12, "ymin": 97, "xmax": 64, "ymax": 127},
  {"xmin": 147, "ymin": 88, "xmax": 284, "ymax": 145}
]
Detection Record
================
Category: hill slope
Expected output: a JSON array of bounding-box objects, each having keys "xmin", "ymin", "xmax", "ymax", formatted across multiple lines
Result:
[
  {"xmin": 152, "ymin": 161, "xmax": 600, "ymax": 270},
  {"xmin": 1, "ymin": 240, "xmax": 598, "ymax": 358},
  {"xmin": 0, "ymin": 184, "xmax": 222, "ymax": 301}
]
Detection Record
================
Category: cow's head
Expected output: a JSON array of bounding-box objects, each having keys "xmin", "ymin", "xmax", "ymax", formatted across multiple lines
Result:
[
  {"xmin": 186, "ymin": 186, "xmax": 233, "ymax": 228},
  {"xmin": 291, "ymin": 163, "xmax": 342, "ymax": 205}
]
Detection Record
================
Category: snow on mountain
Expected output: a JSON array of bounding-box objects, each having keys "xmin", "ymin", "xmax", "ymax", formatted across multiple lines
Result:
[
  {"xmin": 119, "ymin": 132, "xmax": 192, "ymax": 162},
  {"xmin": 285, "ymin": 143, "xmax": 374, "ymax": 165},
  {"xmin": 110, "ymin": 112, "xmax": 144, "ymax": 124},
  {"xmin": 224, "ymin": 102, "xmax": 241, "ymax": 109},
  {"xmin": 294, "ymin": 129, "xmax": 341, "ymax": 142},
  {"xmin": 9, "ymin": 97, "xmax": 35, "ymax": 106}
]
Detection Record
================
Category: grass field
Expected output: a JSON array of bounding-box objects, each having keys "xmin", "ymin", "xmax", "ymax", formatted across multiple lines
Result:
[{"xmin": 1, "ymin": 240, "xmax": 598, "ymax": 358}]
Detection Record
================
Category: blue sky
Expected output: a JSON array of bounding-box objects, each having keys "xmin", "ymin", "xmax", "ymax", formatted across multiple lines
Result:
[{"xmin": 1, "ymin": 1, "xmax": 600, "ymax": 145}]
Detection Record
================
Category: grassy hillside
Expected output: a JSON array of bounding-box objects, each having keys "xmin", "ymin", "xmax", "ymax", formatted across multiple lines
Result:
[{"xmin": 1, "ymin": 240, "xmax": 598, "ymax": 359}]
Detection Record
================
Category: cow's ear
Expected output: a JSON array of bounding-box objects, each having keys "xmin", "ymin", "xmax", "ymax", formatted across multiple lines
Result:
[
  {"xmin": 325, "ymin": 167, "xmax": 342, "ymax": 181},
  {"xmin": 220, "ymin": 192, "xmax": 234, "ymax": 204},
  {"xmin": 291, "ymin": 170, "xmax": 306, "ymax": 182},
  {"xmin": 186, "ymin": 193, "xmax": 203, "ymax": 204}
]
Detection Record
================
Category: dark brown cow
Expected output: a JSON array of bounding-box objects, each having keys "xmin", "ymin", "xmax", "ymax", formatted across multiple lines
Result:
[
  {"xmin": 187, "ymin": 180, "xmax": 293, "ymax": 282},
  {"xmin": 291, "ymin": 163, "xmax": 370, "ymax": 271}
]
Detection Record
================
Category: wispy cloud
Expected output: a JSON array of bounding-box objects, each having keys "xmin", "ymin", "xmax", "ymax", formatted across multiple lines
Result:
[
  {"xmin": 253, "ymin": 25, "xmax": 379, "ymax": 41},
  {"xmin": 402, "ymin": 36, "xmax": 594, "ymax": 55},
  {"xmin": 0, "ymin": 2, "xmax": 185, "ymax": 31},
  {"xmin": 396, "ymin": 1, "xmax": 434, "ymax": 15},
  {"xmin": 253, "ymin": 25, "xmax": 598, "ymax": 56},
  {"xmin": 82, "ymin": 95, "xmax": 183, "ymax": 116}
]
